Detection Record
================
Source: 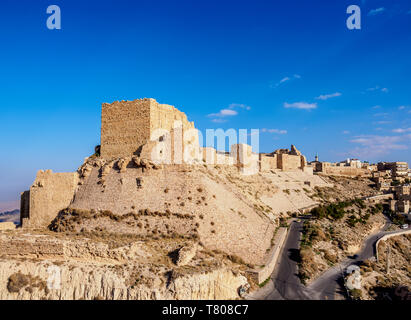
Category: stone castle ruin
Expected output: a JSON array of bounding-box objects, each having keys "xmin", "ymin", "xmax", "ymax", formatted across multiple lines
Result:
[
  {"xmin": 20, "ymin": 98, "xmax": 312, "ymax": 229},
  {"xmin": 101, "ymin": 98, "xmax": 200, "ymax": 163}
]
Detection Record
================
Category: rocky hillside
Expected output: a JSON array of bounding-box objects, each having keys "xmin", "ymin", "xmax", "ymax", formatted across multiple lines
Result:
[
  {"xmin": 359, "ymin": 234, "xmax": 411, "ymax": 300},
  {"xmin": 65, "ymin": 156, "xmax": 329, "ymax": 266},
  {"xmin": 1, "ymin": 157, "xmax": 371, "ymax": 300},
  {"xmin": 0, "ymin": 230, "xmax": 249, "ymax": 300},
  {"xmin": 297, "ymin": 184, "xmax": 386, "ymax": 284},
  {"xmin": 0, "ymin": 209, "xmax": 20, "ymax": 225}
]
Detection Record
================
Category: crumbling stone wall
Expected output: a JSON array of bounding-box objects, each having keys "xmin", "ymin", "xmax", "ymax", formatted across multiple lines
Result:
[
  {"xmin": 100, "ymin": 99, "xmax": 309, "ymax": 174},
  {"xmin": 201, "ymin": 147, "xmax": 217, "ymax": 164},
  {"xmin": 277, "ymin": 154, "xmax": 302, "ymax": 171},
  {"xmin": 259, "ymin": 154, "xmax": 278, "ymax": 171},
  {"xmin": 316, "ymin": 163, "xmax": 369, "ymax": 177},
  {"xmin": 22, "ymin": 170, "xmax": 79, "ymax": 228},
  {"xmin": 257, "ymin": 145, "xmax": 307, "ymax": 172},
  {"xmin": 230, "ymin": 144, "xmax": 259, "ymax": 175},
  {"xmin": 216, "ymin": 152, "xmax": 235, "ymax": 165},
  {"xmin": 149, "ymin": 99, "xmax": 196, "ymax": 135}
]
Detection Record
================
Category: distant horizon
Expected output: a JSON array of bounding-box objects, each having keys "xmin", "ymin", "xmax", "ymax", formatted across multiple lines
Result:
[{"xmin": 1, "ymin": 0, "xmax": 410, "ymax": 210}]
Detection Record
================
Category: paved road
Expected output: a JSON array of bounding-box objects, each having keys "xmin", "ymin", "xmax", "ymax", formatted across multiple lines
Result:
[
  {"xmin": 254, "ymin": 217, "xmax": 409, "ymax": 300},
  {"xmin": 308, "ymin": 222, "xmax": 410, "ymax": 300},
  {"xmin": 263, "ymin": 219, "xmax": 311, "ymax": 300}
]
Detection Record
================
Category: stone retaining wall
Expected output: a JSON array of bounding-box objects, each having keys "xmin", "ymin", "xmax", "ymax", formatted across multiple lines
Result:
[{"xmin": 246, "ymin": 227, "xmax": 288, "ymax": 284}]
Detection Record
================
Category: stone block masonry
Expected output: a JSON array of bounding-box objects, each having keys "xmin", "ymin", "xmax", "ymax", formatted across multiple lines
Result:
[
  {"xmin": 246, "ymin": 227, "xmax": 288, "ymax": 284},
  {"xmin": 101, "ymin": 98, "xmax": 198, "ymax": 159},
  {"xmin": 21, "ymin": 170, "xmax": 79, "ymax": 228},
  {"xmin": 100, "ymin": 98, "xmax": 309, "ymax": 174}
]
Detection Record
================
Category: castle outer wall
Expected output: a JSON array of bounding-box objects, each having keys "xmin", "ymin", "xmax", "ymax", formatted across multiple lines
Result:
[
  {"xmin": 20, "ymin": 170, "xmax": 78, "ymax": 228},
  {"xmin": 20, "ymin": 98, "xmax": 313, "ymax": 229}
]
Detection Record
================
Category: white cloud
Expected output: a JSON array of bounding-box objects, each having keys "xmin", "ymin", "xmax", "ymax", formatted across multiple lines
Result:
[
  {"xmin": 228, "ymin": 103, "xmax": 251, "ymax": 111},
  {"xmin": 392, "ymin": 128, "xmax": 411, "ymax": 133},
  {"xmin": 349, "ymin": 134, "xmax": 408, "ymax": 158},
  {"xmin": 373, "ymin": 120, "xmax": 391, "ymax": 125},
  {"xmin": 208, "ymin": 103, "xmax": 250, "ymax": 122},
  {"xmin": 261, "ymin": 128, "xmax": 288, "ymax": 135},
  {"xmin": 342, "ymin": 130, "xmax": 350, "ymax": 135},
  {"xmin": 211, "ymin": 118, "xmax": 227, "ymax": 123},
  {"xmin": 271, "ymin": 74, "xmax": 301, "ymax": 88},
  {"xmin": 208, "ymin": 109, "xmax": 238, "ymax": 118},
  {"xmin": 368, "ymin": 7, "xmax": 385, "ymax": 16},
  {"xmin": 316, "ymin": 92, "xmax": 342, "ymax": 100},
  {"xmin": 284, "ymin": 102, "xmax": 317, "ymax": 110},
  {"xmin": 372, "ymin": 105, "xmax": 381, "ymax": 109},
  {"xmin": 373, "ymin": 112, "xmax": 389, "ymax": 117},
  {"xmin": 367, "ymin": 86, "xmax": 388, "ymax": 93}
]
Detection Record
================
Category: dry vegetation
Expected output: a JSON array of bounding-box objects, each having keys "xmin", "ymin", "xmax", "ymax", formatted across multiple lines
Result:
[
  {"xmin": 297, "ymin": 187, "xmax": 386, "ymax": 284},
  {"xmin": 48, "ymin": 208, "xmax": 199, "ymax": 242},
  {"xmin": 310, "ymin": 176, "xmax": 379, "ymax": 203},
  {"xmin": 359, "ymin": 235, "xmax": 411, "ymax": 300},
  {"xmin": 7, "ymin": 272, "xmax": 48, "ymax": 295}
]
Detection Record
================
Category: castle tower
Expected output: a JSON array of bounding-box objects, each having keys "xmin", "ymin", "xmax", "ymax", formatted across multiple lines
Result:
[{"xmin": 100, "ymin": 98, "xmax": 197, "ymax": 159}]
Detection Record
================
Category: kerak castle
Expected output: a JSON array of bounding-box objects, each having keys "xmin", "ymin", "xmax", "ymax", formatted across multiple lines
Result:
[
  {"xmin": 20, "ymin": 98, "xmax": 311, "ymax": 229},
  {"xmin": 19, "ymin": 98, "xmax": 331, "ymax": 277},
  {"xmin": 3, "ymin": 99, "xmax": 407, "ymax": 299}
]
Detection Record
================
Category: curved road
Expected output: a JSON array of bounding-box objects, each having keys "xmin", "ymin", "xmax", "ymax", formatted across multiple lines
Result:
[
  {"xmin": 252, "ymin": 217, "xmax": 409, "ymax": 300},
  {"xmin": 308, "ymin": 221, "xmax": 409, "ymax": 300}
]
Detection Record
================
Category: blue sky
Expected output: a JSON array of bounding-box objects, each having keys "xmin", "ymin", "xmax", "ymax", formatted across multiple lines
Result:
[{"xmin": 0, "ymin": 0, "xmax": 410, "ymax": 210}]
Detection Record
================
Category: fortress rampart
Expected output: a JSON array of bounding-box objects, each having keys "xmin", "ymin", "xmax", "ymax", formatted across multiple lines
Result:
[
  {"xmin": 20, "ymin": 170, "xmax": 79, "ymax": 228},
  {"xmin": 20, "ymin": 98, "xmax": 312, "ymax": 228},
  {"xmin": 314, "ymin": 162, "xmax": 370, "ymax": 177}
]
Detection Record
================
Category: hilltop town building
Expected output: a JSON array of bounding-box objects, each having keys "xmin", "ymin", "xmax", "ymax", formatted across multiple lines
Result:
[
  {"xmin": 390, "ymin": 185, "xmax": 411, "ymax": 220},
  {"xmin": 378, "ymin": 162, "xmax": 409, "ymax": 179}
]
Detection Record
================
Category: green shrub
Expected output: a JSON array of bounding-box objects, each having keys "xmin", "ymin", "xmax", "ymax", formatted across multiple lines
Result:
[
  {"xmin": 350, "ymin": 288, "xmax": 362, "ymax": 300},
  {"xmin": 94, "ymin": 145, "xmax": 101, "ymax": 157},
  {"xmin": 258, "ymin": 278, "xmax": 270, "ymax": 288}
]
